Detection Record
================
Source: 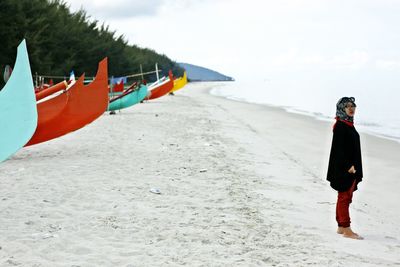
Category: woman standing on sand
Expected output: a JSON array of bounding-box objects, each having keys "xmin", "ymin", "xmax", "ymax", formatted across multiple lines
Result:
[{"xmin": 327, "ymin": 97, "xmax": 363, "ymax": 240}]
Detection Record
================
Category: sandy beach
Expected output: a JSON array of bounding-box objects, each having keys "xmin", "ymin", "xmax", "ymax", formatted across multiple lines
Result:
[{"xmin": 1, "ymin": 82, "xmax": 400, "ymax": 266}]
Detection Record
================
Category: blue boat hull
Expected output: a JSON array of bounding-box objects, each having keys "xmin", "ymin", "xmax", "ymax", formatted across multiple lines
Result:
[
  {"xmin": 107, "ymin": 84, "xmax": 148, "ymax": 111},
  {"xmin": 0, "ymin": 40, "xmax": 37, "ymax": 162}
]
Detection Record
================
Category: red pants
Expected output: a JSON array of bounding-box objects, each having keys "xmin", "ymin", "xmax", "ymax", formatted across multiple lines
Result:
[{"xmin": 336, "ymin": 180, "xmax": 356, "ymax": 227}]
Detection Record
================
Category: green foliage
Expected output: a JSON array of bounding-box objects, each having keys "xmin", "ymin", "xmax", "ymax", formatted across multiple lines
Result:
[{"xmin": 0, "ymin": 0, "xmax": 183, "ymax": 87}]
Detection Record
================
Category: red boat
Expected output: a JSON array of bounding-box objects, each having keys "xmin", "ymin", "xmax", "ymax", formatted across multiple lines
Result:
[
  {"xmin": 146, "ymin": 71, "xmax": 174, "ymax": 100},
  {"xmin": 26, "ymin": 58, "xmax": 109, "ymax": 146}
]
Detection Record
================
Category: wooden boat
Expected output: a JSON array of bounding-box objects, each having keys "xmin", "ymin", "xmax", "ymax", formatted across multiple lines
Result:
[
  {"xmin": 0, "ymin": 40, "xmax": 37, "ymax": 162},
  {"xmin": 25, "ymin": 58, "xmax": 109, "ymax": 146},
  {"xmin": 170, "ymin": 71, "xmax": 187, "ymax": 92},
  {"xmin": 146, "ymin": 71, "xmax": 174, "ymax": 100},
  {"xmin": 107, "ymin": 84, "xmax": 148, "ymax": 111}
]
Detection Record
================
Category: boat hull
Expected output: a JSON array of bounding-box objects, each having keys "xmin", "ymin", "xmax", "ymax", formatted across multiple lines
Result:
[
  {"xmin": 25, "ymin": 58, "xmax": 109, "ymax": 146},
  {"xmin": 146, "ymin": 71, "xmax": 174, "ymax": 100},
  {"xmin": 171, "ymin": 71, "xmax": 187, "ymax": 92},
  {"xmin": 0, "ymin": 40, "xmax": 37, "ymax": 162},
  {"xmin": 107, "ymin": 84, "xmax": 148, "ymax": 111}
]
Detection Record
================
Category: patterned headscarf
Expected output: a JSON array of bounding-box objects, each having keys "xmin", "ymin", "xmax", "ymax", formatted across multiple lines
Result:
[{"xmin": 336, "ymin": 97, "xmax": 356, "ymax": 123}]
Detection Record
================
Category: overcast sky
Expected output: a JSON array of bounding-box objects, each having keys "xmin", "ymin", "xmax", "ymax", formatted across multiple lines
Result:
[{"xmin": 64, "ymin": 0, "xmax": 400, "ymax": 82}]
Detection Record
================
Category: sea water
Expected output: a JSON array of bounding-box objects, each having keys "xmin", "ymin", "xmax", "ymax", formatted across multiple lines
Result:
[{"xmin": 210, "ymin": 71, "xmax": 400, "ymax": 143}]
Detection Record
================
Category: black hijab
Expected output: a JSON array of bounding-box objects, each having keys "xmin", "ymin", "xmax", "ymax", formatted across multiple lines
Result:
[{"xmin": 336, "ymin": 97, "xmax": 356, "ymax": 123}]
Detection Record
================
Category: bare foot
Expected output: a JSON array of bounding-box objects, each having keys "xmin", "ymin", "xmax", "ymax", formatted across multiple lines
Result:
[
  {"xmin": 343, "ymin": 233, "xmax": 364, "ymax": 240},
  {"xmin": 337, "ymin": 227, "xmax": 360, "ymax": 235},
  {"xmin": 342, "ymin": 227, "xmax": 363, "ymax": 240}
]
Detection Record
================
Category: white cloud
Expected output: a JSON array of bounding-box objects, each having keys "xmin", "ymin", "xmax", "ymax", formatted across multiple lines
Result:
[
  {"xmin": 327, "ymin": 51, "xmax": 370, "ymax": 70},
  {"xmin": 376, "ymin": 59, "xmax": 400, "ymax": 70},
  {"xmin": 268, "ymin": 49, "xmax": 370, "ymax": 71},
  {"xmin": 62, "ymin": 0, "xmax": 400, "ymax": 80}
]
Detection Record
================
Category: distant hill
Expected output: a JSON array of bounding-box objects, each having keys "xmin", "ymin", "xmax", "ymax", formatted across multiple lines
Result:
[{"xmin": 179, "ymin": 63, "xmax": 234, "ymax": 82}]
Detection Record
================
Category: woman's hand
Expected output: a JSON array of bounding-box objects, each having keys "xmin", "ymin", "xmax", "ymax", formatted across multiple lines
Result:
[{"xmin": 348, "ymin": 165, "xmax": 356, "ymax": 174}]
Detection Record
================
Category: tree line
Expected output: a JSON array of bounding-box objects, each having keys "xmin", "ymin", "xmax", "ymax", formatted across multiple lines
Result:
[{"xmin": 0, "ymin": 0, "xmax": 183, "ymax": 87}]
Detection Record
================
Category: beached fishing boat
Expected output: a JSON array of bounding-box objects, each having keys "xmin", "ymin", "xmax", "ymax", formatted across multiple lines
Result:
[
  {"xmin": 107, "ymin": 84, "xmax": 148, "ymax": 111},
  {"xmin": 0, "ymin": 40, "xmax": 37, "ymax": 162},
  {"xmin": 25, "ymin": 58, "xmax": 109, "ymax": 146},
  {"xmin": 171, "ymin": 71, "xmax": 187, "ymax": 93},
  {"xmin": 146, "ymin": 71, "xmax": 174, "ymax": 100}
]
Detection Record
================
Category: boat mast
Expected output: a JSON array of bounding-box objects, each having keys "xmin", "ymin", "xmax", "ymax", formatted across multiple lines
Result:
[
  {"xmin": 140, "ymin": 64, "xmax": 144, "ymax": 81},
  {"xmin": 155, "ymin": 63, "xmax": 159, "ymax": 82}
]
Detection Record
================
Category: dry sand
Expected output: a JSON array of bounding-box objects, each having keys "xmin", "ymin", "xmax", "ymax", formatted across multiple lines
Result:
[{"xmin": 0, "ymin": 82, "xmax": 399, "ymax": 266}]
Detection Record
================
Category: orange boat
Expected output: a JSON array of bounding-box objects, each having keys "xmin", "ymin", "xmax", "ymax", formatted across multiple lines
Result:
[
  {"xmin": 146, "ymin": 71, "xmax": 174, "ymax": 100},
  {"xmin": 26, "ymin": 58, "xmax": 109, "ymax": 146},
  {"xmin": 36, "ymin": 90, "xmax": 69, "ymax": 127}
]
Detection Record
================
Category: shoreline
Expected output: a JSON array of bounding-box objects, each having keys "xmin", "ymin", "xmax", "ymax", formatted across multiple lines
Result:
[
  {"xmin": 209, "ymin": 84, "xmax": 400, "ymax": 145},
  {"xmin": 0, "ymin": 82, "xmax": 399, "ymax": 266}
]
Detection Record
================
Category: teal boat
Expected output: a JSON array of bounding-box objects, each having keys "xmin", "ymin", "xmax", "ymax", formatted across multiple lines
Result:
[
  {"xmin": 107, "ymin": 84, "xmax": 148, "ymax": 111},
  {"xmin": 0, "ymin": 40, "xmax": 37, "ymax": 162}
]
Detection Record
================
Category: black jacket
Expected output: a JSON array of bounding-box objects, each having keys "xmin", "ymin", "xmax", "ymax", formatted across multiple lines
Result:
[{"xmin": 327, "ymin": 120, "xmax": 363, "ymax": 192}]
